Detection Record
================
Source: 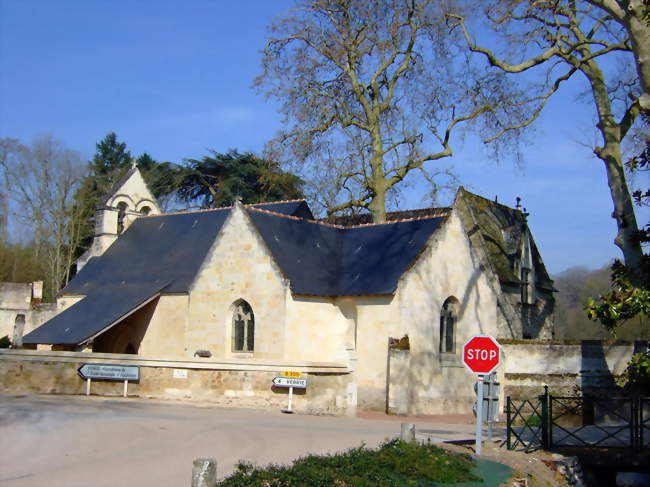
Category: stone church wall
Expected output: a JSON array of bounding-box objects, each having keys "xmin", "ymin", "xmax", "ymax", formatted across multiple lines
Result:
[
  {"xmin": 354, "ymin": 294, "xmax": 400, "ymax": 410},
  {"xmin": 498, "ymin": 287, "xmax": 554, "ymax": 340},
  {"xmin": 285, "ymin": 295, "xmax": 348, "ymax": 363},
  {"xmin": 394, "ymin": 212, "xmax": 501, "ymax": 415},
  {"xmin": 186, "ymin": 206, "xmax": 289, "ymax": 361},
  {"xmin": 91, "ymin": 295, "xmax": 189, "ymax": 357}
]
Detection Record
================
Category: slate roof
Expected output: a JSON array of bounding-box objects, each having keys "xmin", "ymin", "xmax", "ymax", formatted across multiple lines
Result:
[
  {"xmin": 246, "ymin": 208, "xmax": 444, "ymax": 295},
  {"xmin": 252, "ymin": 200, "xmax": 314, "ymax": 220},
  {"xmin": 322, "ymin": 207, "xmax": 450, "ymax": 226},
  {"xmin": 23, "ymin": 199, "xmax": 445, "ymax": 345},
  {"xmin": 62, "ymin": 200, "xmax": 311, "ymax": 297},
  {"xmin": 63, "ymin": 207, "xmax": 231, "ymax": 295},
  {"xmin": 23, "ymin": 281, "xmax": 169, "ymax": 345},
  {"xmin": 455, "ymin": 188, "xmax": 555, "ymax": 292}
]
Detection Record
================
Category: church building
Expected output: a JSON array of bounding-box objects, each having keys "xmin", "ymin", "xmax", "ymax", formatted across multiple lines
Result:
[{"xmin": 22, "ymin": 168, "xmax": 555, "ymax": 414}]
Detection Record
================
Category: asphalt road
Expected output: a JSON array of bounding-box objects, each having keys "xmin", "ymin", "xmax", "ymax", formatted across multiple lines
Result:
[{"xmin": 0, "ymin": 394, "xmax": 482, "ymax": 487}]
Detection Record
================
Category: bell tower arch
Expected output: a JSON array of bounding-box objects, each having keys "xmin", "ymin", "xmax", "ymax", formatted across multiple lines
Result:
[{"xmin": 76, "ymin": 166, "xmax": 161, "ymax": 271}]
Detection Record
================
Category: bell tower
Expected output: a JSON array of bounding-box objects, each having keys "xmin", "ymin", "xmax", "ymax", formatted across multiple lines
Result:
[{"xmin": 76, "ymin": 166, "xmax": 161, "ymax": 271}]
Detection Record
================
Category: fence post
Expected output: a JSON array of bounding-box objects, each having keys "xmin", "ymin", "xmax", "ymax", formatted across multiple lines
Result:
[
  {"xmin": 400, "ymin": 423, "xmax": 416, "ymax": 443},
  {"xmin": 540, "ymin": 385, "xmax": 550, "ymax": 449},
  {"xmin": 632, "ymin": 397, "xmax": 639, "ymax": 450},
  {"xmin": 640, "ymin": 398, "xmax": 645, "ymax": 451},
  {"xmin": 192, "ymin": 458, "xmax": 217, "ymax": 487},
  {"xmin": 546, "ymin": 386, "xmax": 553, "ymax": 449},
  {"xmin": 506, "ymin": 396, "xmax": 511, "ymax": 450}
]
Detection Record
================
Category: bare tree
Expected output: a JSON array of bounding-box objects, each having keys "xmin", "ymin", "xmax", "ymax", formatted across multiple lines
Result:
[
  {"xmin": 450, "ymin": 0, "xmax": 646, "ymax": 271},
  {"xmin": 256, "ymin": 0, "xmax": 526, "ymax": 222},
  {"xmin": 0, "ymin": 135, "xmax": 88, "ymax": 299},
  {"xmin": 583, "ymin": 0, "xmax": 649, "ymax": 114}
]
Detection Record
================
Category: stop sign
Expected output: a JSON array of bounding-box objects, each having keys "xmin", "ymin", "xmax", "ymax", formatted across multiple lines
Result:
[{"xmin": 462, "ymin": 334, "xmax": 502, "ymax": 375}]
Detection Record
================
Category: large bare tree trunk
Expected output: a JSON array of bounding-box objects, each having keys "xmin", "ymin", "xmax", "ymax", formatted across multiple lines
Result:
[
  {"xmin": 585, "ymin": 58, "xmax": 644, "ymax": 270},
  {"xmin": 598, "ymin": 146, "xmax": 644, "ymax": 270}
]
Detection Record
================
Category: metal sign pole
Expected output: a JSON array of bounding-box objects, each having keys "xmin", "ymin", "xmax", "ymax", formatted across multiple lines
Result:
[
  {"xmin": 287, "ymin": 386, "xmax": 294, "ymax": 413},
  {"xmin": 486, "ymin": 375, "xmax": 493, "ymax": 443},
  {"xmin": 475, "ymin": 375, "xmax": 484, "ymax": 455},
  {"xmin": 123, "ymin": 379, "xmax": 128, "ymax": 398},
  {"xmin": 86, "ymin": 378, "xmax": 91, "ymax": 396}
]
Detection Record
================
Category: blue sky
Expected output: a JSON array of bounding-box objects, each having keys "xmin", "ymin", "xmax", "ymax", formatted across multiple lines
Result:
[{"xmin": 1, "ymin": 0, "xmax": 647, "ymax": 275}]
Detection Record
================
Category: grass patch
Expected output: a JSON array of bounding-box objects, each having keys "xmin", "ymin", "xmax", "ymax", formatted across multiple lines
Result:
[{"xmin": 216, "ymin": 439, "xmax": 479, "ymax": 487}]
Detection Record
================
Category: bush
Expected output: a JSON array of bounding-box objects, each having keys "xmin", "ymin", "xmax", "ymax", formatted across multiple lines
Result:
[
  {"xmin": 617, "ymin": 351, "xmax": 650, "ymax": 394},
  {"xmin": 0, "ymin": 335, "xmax": 10, "ymax": 348},
  {"xmin": 216, "ymin": 439, "xmax": 478, "ymax": 487}
]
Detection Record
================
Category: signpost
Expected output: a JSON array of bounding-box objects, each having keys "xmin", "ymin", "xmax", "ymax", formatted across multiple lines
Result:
[
  {"xmin": 473, "ymin": 373, "xmax": 500, "ymax": 443},
  {"xmin": 462, "ymin": 335, "xmax": 502, "ymax": 455},
  {"xmin": 78, "ymin": 363, "xmax": 140, "ymax": 397},
  {"xmin": 272, "ymin": 375, "xmax": 307, "ymax": 413}
]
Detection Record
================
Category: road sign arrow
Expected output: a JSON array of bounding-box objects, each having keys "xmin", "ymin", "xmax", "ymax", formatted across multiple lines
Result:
[
  {"xmin": 272, "ymin": 377, "xmax": 307, "ymax": 389},
  {"xmin": 78, "ymin": 363, "xmax": 140, "ymax": 382}
]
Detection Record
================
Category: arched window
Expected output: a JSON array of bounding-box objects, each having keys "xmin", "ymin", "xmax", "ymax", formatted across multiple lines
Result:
[
  {"xmin": 232, "ymin": 300, "xmax": 254, "ymax": 352},
  {"xmin": 439, "ymin": 297, "xmax": 458, "ymax": 354},
  {"xmin": 140, "ymin": 205, "xmax": 151, "ymax": 216},
  {"xmin": 117, "ymin": 202, "xmax": 128, "ymax": 235}
]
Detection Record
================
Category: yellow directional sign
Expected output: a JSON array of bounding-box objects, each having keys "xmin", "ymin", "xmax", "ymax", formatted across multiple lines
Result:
[{"xmin": 281, "ymin": 371, "xmax": 302, "ymax": 378}]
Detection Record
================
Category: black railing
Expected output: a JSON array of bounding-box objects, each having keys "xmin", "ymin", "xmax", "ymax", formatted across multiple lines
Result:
[
  {"xmin": 507, "ymin": 387, "xmax": 650, "ymax": 451},
  {"xmin": 506, "ymin": 394, "xmax": 546, "ymax": 451}
]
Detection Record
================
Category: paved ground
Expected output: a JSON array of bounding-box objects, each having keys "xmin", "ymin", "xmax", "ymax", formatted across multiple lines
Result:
[{"xmin": 0, "ymin": 394, "xmax": 504, "ymax": 487}]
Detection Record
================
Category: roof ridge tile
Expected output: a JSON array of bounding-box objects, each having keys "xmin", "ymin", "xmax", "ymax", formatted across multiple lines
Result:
[
  {"xmin": 142, "ymin": 206, "xmax": 233, "ymax": 218},
  {"xmin": 247, "ymin": 206, "xmax": 447, "ymax": 229},
  {"xmin": 247, "ymin": 198, "xmax": 307, "ymax": 206}
]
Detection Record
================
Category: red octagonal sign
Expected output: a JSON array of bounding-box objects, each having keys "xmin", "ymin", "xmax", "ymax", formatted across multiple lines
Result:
[{"xmin": 462, "ymin": 334, "xmax": 502, "ymax": 375}]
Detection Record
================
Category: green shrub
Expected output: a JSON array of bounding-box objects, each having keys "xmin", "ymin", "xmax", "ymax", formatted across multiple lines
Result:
[
  {"xmin": 217, "ymin": 439, "xmax": 478, "ymax": 487},
  {"xmin": 524, "ymin": 414, "xmax": 542, "ymax": 428},
  {"xmin": 617, "ymin": 352, "xmax": 650, "ymax": 394},
  {"xmin": 0, "ymin": 335, "xmax": 10, "ymax": 348}
]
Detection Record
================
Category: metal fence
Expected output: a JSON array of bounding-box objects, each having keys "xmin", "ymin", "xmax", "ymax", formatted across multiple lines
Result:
[{"xmin": 506, "ymin": 386, "xmax": 650, "ymax": 451}]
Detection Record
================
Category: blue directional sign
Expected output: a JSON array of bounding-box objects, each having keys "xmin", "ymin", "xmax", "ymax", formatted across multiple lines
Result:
[{"xmin": 78, "ymin": 363, "xmax": 139, "ymax": 382}]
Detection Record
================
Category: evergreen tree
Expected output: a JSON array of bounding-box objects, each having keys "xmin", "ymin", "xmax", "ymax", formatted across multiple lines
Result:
[
  {"xmin": 177, "ymin": 150, "xmax": 304, "ymax": 208},
  {"xmin": 91, "ymin": 132, "xmax": 131, "ymax": 176}
]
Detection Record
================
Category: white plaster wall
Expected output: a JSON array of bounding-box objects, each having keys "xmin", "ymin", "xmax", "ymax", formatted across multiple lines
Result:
[
  {"xmin": 57, "ymin": 295, "xmax": 84, "ymax": 312},
  {"xmin": 136, "ymin": 295, "xmax": 189, "ymax": 358},
  {"xmin": 354, "ymin": 294, "xmax": 400, "ymax": 410},
  {"xmin": 285, "ymin": 295, "xmax": 349, "ymax": 363},
  {"xmin": 0, "ymin": 283, "xmax": 32, "ymax": 309},
  {"xmin": 398, "ymin": 212, "xmax": 500, "ymax": 415},
  {"xmin": 1, "ymin": 305, "xmax": 58, "ymax": 342},
  {"xmin": 187, "ymin": 205, "xmax": 288, "ymax": 361},
  {"xmin": 502, "ymin": 342, "xmax": 634, "ymax": 376}
]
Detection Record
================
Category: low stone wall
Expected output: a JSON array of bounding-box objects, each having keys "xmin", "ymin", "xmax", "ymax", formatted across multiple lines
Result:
[
  {"xmin": 0, "ymin": 349, "xmax": 353, "ymax": 415},
  {"xmin": 500, "ymin": 340, "xmax": 645, "ymax": 398}
]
